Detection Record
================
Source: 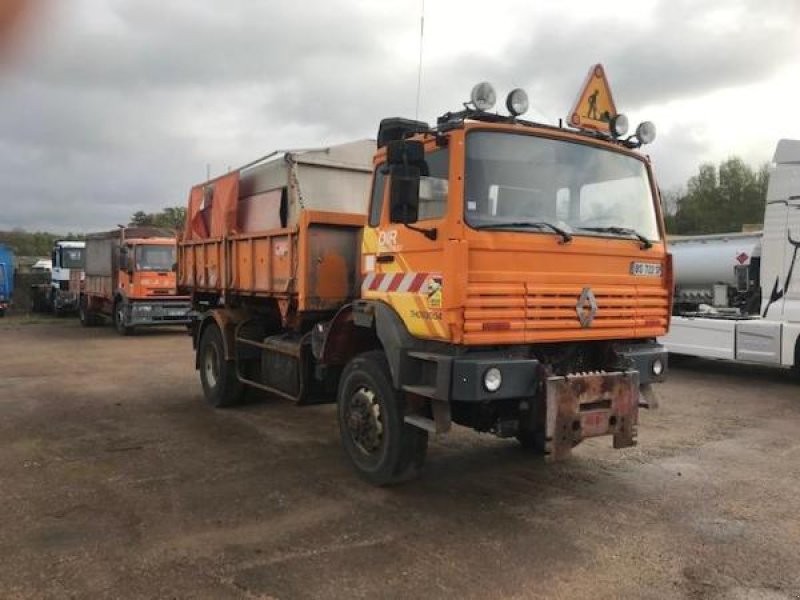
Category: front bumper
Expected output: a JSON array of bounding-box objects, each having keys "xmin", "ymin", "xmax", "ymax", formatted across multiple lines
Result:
[
  {"xmin": 612, "ymin": 341, "xmax": 667, "ymax": 385},
  {"xmin": 128, "ymin": 301, "xmax": 192, "ymax": 326},
  {"xmin": 545, "ymin": 370, "xmax": 639, "ymax": 460},
  {"xmin": 54, "ymin": 291, "xmax": 79, "ymax": 311}
]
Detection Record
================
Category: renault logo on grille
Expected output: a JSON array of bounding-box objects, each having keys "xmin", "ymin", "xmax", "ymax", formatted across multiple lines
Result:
[{"xmin": 576, "ymin": 287, "xmax": 597, "ymax": 328}]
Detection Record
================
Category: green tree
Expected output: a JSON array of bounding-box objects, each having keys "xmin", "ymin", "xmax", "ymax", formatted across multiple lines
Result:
[
  {"xmin": 128, "ymin": 206, "xmax": 186, "ymax": 231},
  {"xmin": 670, "ymin": 158, "xmax": 768, "ymax": 235},
  {"xmin": 129, "ymin": 210, "xmax": 155, "ymax": 227}
]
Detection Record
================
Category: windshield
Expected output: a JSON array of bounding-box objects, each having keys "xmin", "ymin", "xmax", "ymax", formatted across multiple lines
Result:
[
  {"xmin": 60, "ymin": 248, "xmax": 84, "ymax": 269},
  {"xmin": 135, "ymin": 245, "xmax": 176, "ymax": 272},
  {"xmin": 464, "ymin": 131, "xmax": 660, "ymax": 240}
]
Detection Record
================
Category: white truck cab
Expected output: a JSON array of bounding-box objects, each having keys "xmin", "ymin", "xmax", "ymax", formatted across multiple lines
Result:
[
  {"xmin": 663, "ymin": 139, "xmax": 800, "ymax": 367},
  {"xmin": 50, "ymin": 240, "xmax": 86, "ymax": 314}
]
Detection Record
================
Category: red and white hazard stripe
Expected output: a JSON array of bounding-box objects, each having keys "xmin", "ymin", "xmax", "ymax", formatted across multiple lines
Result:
[{"xmin": 362, "ymin": 272, "xmax": 432, "ymax": 293}]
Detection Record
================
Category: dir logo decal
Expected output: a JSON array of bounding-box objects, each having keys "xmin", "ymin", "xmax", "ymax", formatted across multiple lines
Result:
[{"xmin": 378, "ymin": 229, "xmax": 402, "ymax": 252}]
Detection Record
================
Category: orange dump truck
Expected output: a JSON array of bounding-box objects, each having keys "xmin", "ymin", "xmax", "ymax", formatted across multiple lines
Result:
[
  {"xmin": 179, "ymin": 81, "xmax": 672, "ymax": 484},
  {"xmin": 80, "ymin": 227, "xmax": 191, "ymax": 334}
]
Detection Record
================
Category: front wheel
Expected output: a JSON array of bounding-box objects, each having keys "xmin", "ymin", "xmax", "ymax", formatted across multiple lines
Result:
[
  {"xmin": 198, "ymin": 323, "xmax": 245, "ymax": 408},
  {"xmin": 337, "ymin": 350, "xmax": 428, "ymax": 485},
  {"xmin": 113, "ymin": 300, "xmax": 132, "ymax": 336}
]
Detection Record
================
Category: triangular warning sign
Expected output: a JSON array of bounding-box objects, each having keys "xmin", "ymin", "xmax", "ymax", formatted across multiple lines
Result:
[{"xmin": 568, "ymin": 64, "xmax": 618, "ymax": 133}]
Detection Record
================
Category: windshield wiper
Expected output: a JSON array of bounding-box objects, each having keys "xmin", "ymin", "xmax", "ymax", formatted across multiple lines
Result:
[
  {"xmin": 579, "ymin": 226, "xmax": 653, "ymax": 250},
  {"xmin": 474, "ymin": 221, "xmax": 573, "ymax": 244}
]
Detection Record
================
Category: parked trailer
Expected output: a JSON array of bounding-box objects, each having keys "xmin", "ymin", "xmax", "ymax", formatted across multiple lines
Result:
[
  {"xmin": 180, "ymin": 76, "xmax": 672, "ymax": 485},
  {"xmin": 0, "ymin": 243, "xmax": 14, "ymax": 316},
  {"xmin": 662, "ymin": 139, "xmax": 800, "ymax": 366},
  {"xmin": 80, "ymin": 227, "xmax": 191, "ymax": 335}
]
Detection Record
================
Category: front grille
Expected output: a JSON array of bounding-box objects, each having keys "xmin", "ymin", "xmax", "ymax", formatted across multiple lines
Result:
[{"xmin": 464, "ymin": 283, "xmax": 669, "ymax": 344}]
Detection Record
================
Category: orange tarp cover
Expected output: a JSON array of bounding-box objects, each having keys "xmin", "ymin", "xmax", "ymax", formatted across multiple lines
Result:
[{"xmin": 183, "ymin": 172, "xmax": 240, "ymax": 241}]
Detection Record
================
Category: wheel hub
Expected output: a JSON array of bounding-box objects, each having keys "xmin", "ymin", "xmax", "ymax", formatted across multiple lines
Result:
[
  {"xmin": 347, "ymin": 387, "xmax": 383, "ymax": 455},
  {"xmin": 204, "ymin": 345, "xmax": 219, "ymax": 388}
]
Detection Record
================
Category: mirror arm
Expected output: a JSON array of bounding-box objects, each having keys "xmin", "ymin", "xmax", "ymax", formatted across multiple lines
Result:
[{"xmin": 404, "ymin": 223, "xmax": 438, "ymax": 241}]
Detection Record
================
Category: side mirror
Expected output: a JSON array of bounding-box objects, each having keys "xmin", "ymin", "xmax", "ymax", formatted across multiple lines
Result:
[
  {"xmin": 386, "ymin": 139, "xmax": 426, "ymax": 166},
  {"xmin": 386, "ymin": 139, "xmax": 427, "ymax": 225},
  {"xmin": 389, "ymin": 164, "xmax": 421, "ymax": 224}
]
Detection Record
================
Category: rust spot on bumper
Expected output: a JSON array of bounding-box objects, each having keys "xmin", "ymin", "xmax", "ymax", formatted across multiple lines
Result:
[{"xmin": 545, "ymin": 371, "xmax": 639, "ymax": 461}]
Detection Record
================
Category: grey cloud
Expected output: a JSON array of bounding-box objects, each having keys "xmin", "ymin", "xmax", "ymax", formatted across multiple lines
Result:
[{"xmin": 0, "ymin": 0, "xmax": 795, "ymax": 232}]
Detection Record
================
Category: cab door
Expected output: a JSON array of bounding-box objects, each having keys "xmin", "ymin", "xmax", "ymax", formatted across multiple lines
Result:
[{"xmin": 361, "ymin": 144, "xmax": 452, "ymax": 341}]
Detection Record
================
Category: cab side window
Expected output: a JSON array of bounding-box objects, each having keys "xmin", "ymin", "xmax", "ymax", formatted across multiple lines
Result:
[
  {"xmin": 418, "ymin": 148, "xmax": 449, "ymax": 221},
  {"xmin": 368, "ymin": 165, "xmax": 387, "ymax": 227}
]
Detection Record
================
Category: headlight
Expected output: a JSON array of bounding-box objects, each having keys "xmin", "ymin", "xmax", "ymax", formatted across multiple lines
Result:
[
  {"xmin": 651, "ymin": 357, "xmax": 664, "ymax": 376},
  {"xmin": 505, "ymin": 88, "xmax": 529, "ymax": 116},
  {"xmin": 471, "ymin": 82, "xmax": 496, "ymax": 112},
  {"xmin": 483, "ymin": 367, "xmax": 502, "ymax": 392},
  {"xmin": 636, "ymin": 121, "xmax": 657, "ymax": 145},
  {"xmin": 610, "ymin": 113, "xmax": 629, "ymax": 138}
]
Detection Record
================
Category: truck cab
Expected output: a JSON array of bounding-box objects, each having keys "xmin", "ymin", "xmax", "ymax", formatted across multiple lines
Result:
[
  {"xmin": 50, "ymin": 240, "xmax": 85, "ymax": 315},
  {"xmin": 118, "ymin": 238, "xmax": 179, "ymax": 299}
]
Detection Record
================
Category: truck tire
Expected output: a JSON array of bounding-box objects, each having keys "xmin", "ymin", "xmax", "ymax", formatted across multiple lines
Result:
[
  {"xmin": 113, "ymin": 300, "xmax": 132, "ymax": 336},
  {"xmin": 198, "ymin": 323, "xmax": 245, "ymax": 408},
  {"xmin": 516, "ymin": 431, "xmax": 546, "ymax": 455},
  {"xmin": 51, "ymin": 290, "xmax": 64, "ymax": 317},
  {"xmin": 337, "ymin": 350, "xmax": 428, "ymax": 485}
]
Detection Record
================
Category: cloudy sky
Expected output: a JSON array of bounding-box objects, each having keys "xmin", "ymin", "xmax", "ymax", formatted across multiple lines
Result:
[{"xmin": 0, "ymin": 0, "xmax": 798, "ymax": 232}]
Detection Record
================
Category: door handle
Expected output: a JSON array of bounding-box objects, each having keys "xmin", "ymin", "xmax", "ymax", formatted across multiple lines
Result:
[{"xmin": 376, "ymin": 255, "xmax": 395, "ymax": 264}]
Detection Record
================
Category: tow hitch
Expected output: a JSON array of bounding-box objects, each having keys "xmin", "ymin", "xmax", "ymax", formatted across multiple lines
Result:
[{"xmin": 545, "ymin": 370, "xmax": 639, "ymax": 461}]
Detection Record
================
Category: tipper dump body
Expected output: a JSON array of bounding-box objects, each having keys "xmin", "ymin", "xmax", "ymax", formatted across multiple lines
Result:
[{"xmin": 179, "ymin": 140, "xmax": 374, "ymax": 318}]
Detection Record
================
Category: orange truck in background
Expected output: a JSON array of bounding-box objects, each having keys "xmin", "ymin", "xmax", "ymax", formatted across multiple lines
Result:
[
  {"xmin": 80, "ymin": 227, "xmax": 191, "ymax": 334},
  {"xmin": 179, "ymin": 74, "xmax": 672, "ymax": 485}
]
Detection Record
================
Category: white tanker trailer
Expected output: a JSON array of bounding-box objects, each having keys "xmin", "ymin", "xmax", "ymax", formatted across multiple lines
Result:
[
  {"xmin": 671, "ymin": 231, "xmax": 762, "ymax": 315},
  {"xmin": 662, "ymin": 139, "xmax": 800, "ymax": 367}
]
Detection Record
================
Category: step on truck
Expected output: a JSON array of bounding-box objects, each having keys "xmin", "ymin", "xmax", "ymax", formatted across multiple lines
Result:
[
  {"xmin": 80, "ymin": 227, "xmax": 191, "ymax": 334},
  {"xmin": 180, "ymin": 72, "xmax": 672, "ymax": 484},
  {"xmin": 663, "ymin": 139, "xmax": 800, "ymax": 368}
]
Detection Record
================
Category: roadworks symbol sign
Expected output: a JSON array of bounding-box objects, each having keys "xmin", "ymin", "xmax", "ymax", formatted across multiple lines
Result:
[{"xmin": 568, "ymin": 63, "xmax": 618, "ymax": 134}]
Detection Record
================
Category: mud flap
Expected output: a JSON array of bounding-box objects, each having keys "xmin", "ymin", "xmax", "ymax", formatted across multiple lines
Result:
[{"xmin": 545, "ymin": 371, "xmax": 639, "ymax": 461}]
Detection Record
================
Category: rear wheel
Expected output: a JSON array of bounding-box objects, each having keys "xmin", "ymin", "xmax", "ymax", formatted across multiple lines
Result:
[
  {"xmin": 113, "ymin": 300, "xmax": 132, "ymax": 336},
  {"xmin": 337, "ymin": 350, "xmax": 428, "ymax": 485},
  {"xmin": 198, "ymin": 323, "xmax": 245, "ymax": 408}
]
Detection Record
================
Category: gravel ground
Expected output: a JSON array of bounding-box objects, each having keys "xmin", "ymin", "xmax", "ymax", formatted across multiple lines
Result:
[{"xmin": 1, "ymin": 317, "xmax": 799, "ymax": 599}]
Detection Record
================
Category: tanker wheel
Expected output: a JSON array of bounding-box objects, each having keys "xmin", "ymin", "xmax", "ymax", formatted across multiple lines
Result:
[
  {"xmin": 198, "ymin": 323, "xmax": 244, "ymax": 408},
  {"xmin": 113, "ymin": 300, "xmax": 132, "ymax": 336},
  {"xmin": 337, "ymin": 350, "xmax": 428, "ymax": 486}
]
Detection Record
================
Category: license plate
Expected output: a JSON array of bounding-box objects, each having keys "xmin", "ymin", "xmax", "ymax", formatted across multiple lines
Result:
[{"xmin": 630, "ymin": 262, "xmax": 662, "ymax": 277}]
